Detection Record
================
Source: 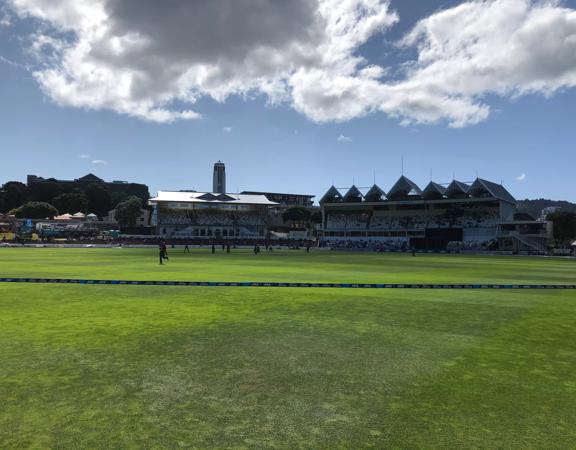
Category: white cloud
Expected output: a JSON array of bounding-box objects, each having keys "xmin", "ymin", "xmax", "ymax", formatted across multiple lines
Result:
[
  {"xmin": 223, "ymin": 126, "xmax": 232, "ymax": 134},
  {"xmin": 91, "ymin": 159, "xmax": 107, "ymax": 164},
  {"xmin": 396, "ymin": 0, "xmax": 576, "ymax": 126},
  {"xmin": 0, "ymin": 16, "xmax": 11, "ymax": 28},
  {"xmin": 516, "ymin": 173, "xmax": 526, "ymax": 181},
  {"xmin": 337, "ymin": 134, "xmax": 352, "ymax": 142},
  {"xmin": 78, "ymin": 153, "xmax": 90, "ymax": 159},
  {"xmin": 6, "ymin": 0, "xmax": 399, "ymax": 122},
  {"xmin": 0, "ymin": 4, "xmax": 12, "ymax": 28},
  {"xmin": 6, "ymin": 0, "xmax": 576, "ymax": 127},
  {"xmin": 0, "ymin": 55, "xmax": 25, "ymax": 69}
]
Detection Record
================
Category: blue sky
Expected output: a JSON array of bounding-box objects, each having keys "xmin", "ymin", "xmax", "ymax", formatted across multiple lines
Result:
[{"xmin": 1, "ymin": 0, "xmax": 575, "ymax": 202}]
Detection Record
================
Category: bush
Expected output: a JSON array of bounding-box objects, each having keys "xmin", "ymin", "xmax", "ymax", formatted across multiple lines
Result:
[{"xmin": 11, "ymin": 202, "xmax": 59, "ymax": 219}]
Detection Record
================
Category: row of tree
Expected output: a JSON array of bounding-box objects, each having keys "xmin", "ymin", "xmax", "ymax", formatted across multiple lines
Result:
[
  {"xmin": 518, "ymin": 198, "xmax": 576, "ymax": 218},
  {"xmin": 281, "ymin": 206, "xmax": 322, "ymax": 228},
  {"xmin": 7, "ymin": 196, "xmax": 145, "ymax": 227},
  {"xmin": 548, "ymin": 212, "xmax": 576, "ymax": 247},
  {"xmin": 0, "ymin": 181, "xmax": 143, "ymax": 218}
]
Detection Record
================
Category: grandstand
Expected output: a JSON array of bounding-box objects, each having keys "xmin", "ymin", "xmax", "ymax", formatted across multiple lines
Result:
[
  {"xmin": 320, "ymin": 176, "xmax": 552, "ymax": 254},
  {"xmin": 149, "ymin": 191, "xmax": 277, "ymax": 239}
]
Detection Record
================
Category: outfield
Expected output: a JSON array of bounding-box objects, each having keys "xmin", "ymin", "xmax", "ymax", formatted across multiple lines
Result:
[{"xmin": 1, "ymin": 248, "xmax": 575, "ymax": 448}]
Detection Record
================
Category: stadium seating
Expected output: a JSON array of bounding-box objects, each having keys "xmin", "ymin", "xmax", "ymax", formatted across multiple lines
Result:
[
  {"xmin": 326, "ymin": 214, "xmax": 369, "ymax": 230},
  {"xmin": 328, "ymin": 239, "xmax": 409, "ymax": 251},
  {"xmin": 446, "ymin": 239, "xmax": 497, "ymax": 251},
  {"xmin": 325, "ymin": 208, "xmax": 501, "ymax": 231},
  {"xmin": 157, "ymin": 208, "xmax": 268, "ymax": 238}
]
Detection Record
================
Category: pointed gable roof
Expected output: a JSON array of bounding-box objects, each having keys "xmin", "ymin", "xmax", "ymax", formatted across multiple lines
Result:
[
  {"xmin": 422, "ymin": 181, "xmax": 446, "ymax": 200},
  {"xmin": 388, "ymin": 176, "xmax": 422, "ymax": 200},
  {"xmin": 197, "ymin": 193, "xmax": 218, "ymax": 201},
  {"xmin": 467, "ymin": 178, "xmax": 492, "ymax": 199},
  {"xmin": 469, "ymin": 178, "xmax": 516, "ymax": 204},
  {"xmin": 319, "ymin": 186, "xmax": 343, "ymax": 204},
  {"xmin": 150, "ymin": 191, "xmax": 277, "ymax": 206},
  {"xmin": 215, "ymin": 193, "xmax": 236, "ymax": 202},
  {"xmin": 343, "ymin": 185, "xmax": 363, "ymax": 202},
  {"xmin": 76, "ymin": 173, "xmax": 103, "ymax": 183},
  {"xmin": 197, "ymin": 193, "xmax": 237, "ymax": 202},
  {"xmin": 445, "ymin": 180, "xmax": 470, "ymax": 198},
  {"xmin": 364, "ymin": 184, "xmax": 386, "ymax": 202}
]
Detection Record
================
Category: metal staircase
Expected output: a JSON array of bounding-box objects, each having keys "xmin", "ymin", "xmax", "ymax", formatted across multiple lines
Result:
[{"xmin": 512, "ymin": 234, "xmax": 548, "ymax": 255}]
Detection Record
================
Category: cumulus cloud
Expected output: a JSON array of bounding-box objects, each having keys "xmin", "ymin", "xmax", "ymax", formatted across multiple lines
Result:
[
  {"xmin": 397, "ymin": 0, "xmax": 576, "ymax": 126},
  {"xmin": 6, "ymin": 0, "xmax": 399, "ymax": 122},
  {"xmin": 91, "ymin": 159, "xmax": 107, "ymax": 165},
  {"xmin": 516, "ymin": 173, "xmax": 527, "ymax": 181},
  {"xmin": 337, "ymin": 134, "xmax": 352, "ymax": 142},
  {"xmin": 78, "ymin": 153, "xmax": 90, "ymax": 159},
  {"xmin": 6, "ymin": 0, "xmax": 576, "ymax": 126}
]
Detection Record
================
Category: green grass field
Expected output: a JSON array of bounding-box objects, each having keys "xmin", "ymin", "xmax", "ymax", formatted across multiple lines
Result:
[{"xmin": 1, "ymin": 248, "xmax": 576, "ymax": 448}]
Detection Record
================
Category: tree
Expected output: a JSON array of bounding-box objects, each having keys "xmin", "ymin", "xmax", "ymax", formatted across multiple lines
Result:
[
  {"xmin": 10, "ymin": 202, "xmax": 58, "ymax": 219},
  {"xmin": 282, "ymin": 206, "xmax": 312, "ymax": 228},
  {"xmin": 114, "ymin": 196, "xmax": 143, "ymax": 227},
  {"xmin": 518, "ymin": 199, "xmax": 576, "ymax": 218},
  {"xmin": 110, "ymin": 191, "xmax": 131, "ymax": 207},
  {"xmin": 84, "ymin": 184, "xmax": 112, "ymax": 218},
  {"xmin": 548, "ymin": 212, "xmax": 576, "ymax": 247},
  {"xmin": 0, "ymin": 181, "xmax": 30, "ymax": 212},
  {"xmin": 310, "ymin": 210, "xmax": 323, "ymax": 225},
  {"xmin": 28, "ymin": 181, "xmax": 62, "ymax": 203},
  {"xmin": 53, "ymin": 193, "xmax": 89, "ymax": 214}
]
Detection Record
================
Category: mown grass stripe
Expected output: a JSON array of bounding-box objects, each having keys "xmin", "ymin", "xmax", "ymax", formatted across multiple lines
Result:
[{"xmin": 0, "ymin": 277, "xmax": 575, "ymax": 289}]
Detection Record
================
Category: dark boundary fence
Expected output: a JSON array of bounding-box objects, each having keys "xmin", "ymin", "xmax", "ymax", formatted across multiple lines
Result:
[{"xmin": 1, "ymin": 278, "xmax": 575, "ymax": 289}]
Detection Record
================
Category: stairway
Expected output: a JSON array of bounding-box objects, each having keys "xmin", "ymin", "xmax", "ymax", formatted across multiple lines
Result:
[{"xmin": 513, "ymin": 235, "xmax": 548, "ymax": 255}]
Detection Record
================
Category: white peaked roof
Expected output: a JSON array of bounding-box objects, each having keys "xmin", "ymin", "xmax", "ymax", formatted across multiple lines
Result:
[
  {"xmin": 149, "ymin": 191, "xmax": 277, "ymax": 206},
  {"xmin": 72, "ymin": 212, "xmax": 86, "ymax": 217}
]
